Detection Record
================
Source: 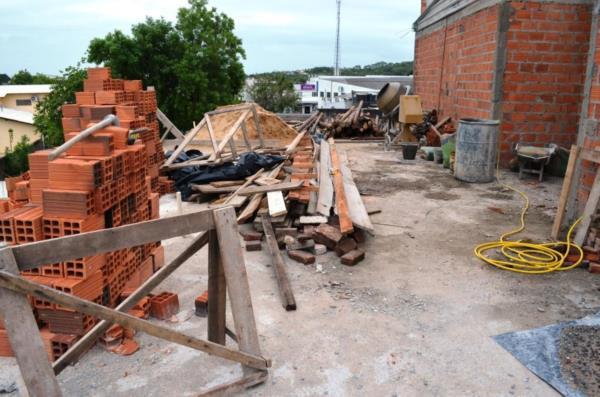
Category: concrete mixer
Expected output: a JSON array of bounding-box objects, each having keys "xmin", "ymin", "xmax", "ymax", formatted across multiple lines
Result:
[{"xmin": 377, "ymin": 83, "xmax": 423, "ymax": 150}]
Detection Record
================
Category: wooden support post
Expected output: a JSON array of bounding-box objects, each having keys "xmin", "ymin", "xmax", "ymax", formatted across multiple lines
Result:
[
  {"xmin": 241, "ymin": 123, "xmax": 253, "ymax": 151},
  {"xmin": 212, "ymin": 207, "xmax": 262, "ymax": 372},
  {"xmin": 53, "ymin": 232, "xmax": 209, "ymax": 374},
  {"xmin": 261, "ymin": 216, "xmax": 297, "ymax": 311},
  {"xmin": 552, "ymin": 145, "xmax": 580, "ymax": 239},
  {"xmin": 250, "ymin": 104, "xmax": 265, "ymax": 148},
  {"xmin": 163, "ymin": 117, "xmax": 208, "ymax": 167},
  {"xmin": 575, "ymin": 166, "xmax": 600, "ymax": 246},
  {"xmin": 208, "ymin": 230, "xmax": 226, "ymax": 345},
  {"xmin": 157, "ymin": 108, "xmax": 185, "ymax": 141},
  {"xmin": 0, "ymin": 248, "xmax": 62, "ymax": 397},
  {"xmin": 209, "ymin": 109, "xmax": 252, "ymax": 161},
  {"xmin": 329, "ymin": 139, "xmax": 354, "ymax": 234}
]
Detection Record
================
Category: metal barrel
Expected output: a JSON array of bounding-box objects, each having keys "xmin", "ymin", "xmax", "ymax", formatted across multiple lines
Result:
[{"xmin": 454, "ymin": 118, "xmax": 500, "ymax": 183}]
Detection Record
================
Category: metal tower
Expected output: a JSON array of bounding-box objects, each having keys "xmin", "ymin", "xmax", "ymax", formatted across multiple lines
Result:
[{"xmin": 334, "ymin": 0, "xmax": 341, "ymax": 76}]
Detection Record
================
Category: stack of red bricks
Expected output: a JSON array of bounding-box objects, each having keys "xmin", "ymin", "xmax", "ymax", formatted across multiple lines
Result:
[{"xmin": 0, "ymin": 67, "xmax": 170, "ymax": 361}]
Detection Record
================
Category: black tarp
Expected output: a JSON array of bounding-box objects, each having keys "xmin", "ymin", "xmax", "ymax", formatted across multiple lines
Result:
[{"xmin": 166, "ymin": 150, "xmax": 285, "ymax": 200}]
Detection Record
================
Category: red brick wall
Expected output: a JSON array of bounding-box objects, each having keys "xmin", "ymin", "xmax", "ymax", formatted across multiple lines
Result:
[
  {"xmin": 500, "ymin": 2, "xmax": 591, "ymax": 159},
  {"xmin": 414, "ymin": 6, "xmax": 499, "ymax": 123}
]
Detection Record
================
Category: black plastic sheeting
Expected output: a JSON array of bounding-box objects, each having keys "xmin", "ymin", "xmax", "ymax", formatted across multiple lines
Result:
[
  {"xmin": 494, "ymin": 311, "xmax": 600, "ymax": 397},
  {"xmin": 166, "ymin": 150, "xmax": 285, "ymax": 200}
]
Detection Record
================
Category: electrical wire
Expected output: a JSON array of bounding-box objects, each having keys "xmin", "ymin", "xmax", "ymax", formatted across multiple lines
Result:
[{"xmin": 473, "ymin": 156, "xmax": 584, "ymax": 274}]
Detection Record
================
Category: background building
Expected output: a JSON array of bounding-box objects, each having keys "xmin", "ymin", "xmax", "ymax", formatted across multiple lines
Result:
[{"xmin": 296, "ymin": 75, "xmax": 413, "ymax": 114}]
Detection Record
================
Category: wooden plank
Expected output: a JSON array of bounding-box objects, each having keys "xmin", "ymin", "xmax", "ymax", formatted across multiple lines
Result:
[
  {"xmin": 261, "ymin": 216, "xmax": 297, "ymax": 311},
  {"xmin": 0, "ymin": 269, "xmax": 269, "ymax": 370},
  {"xmin": 339, "ymin": 149, "xmax": 375, "ymax": 235},
  {"xmin": 240, "ymin": 122, "xmax": 253, "ymax": 151},
  {"xmin": 208, "ymin": 230, "xmax": 226, "ymax": 345},
  {"xmin": 552, "ymin": 145, "xmax": 580, "ymax": 239},
  {"xmin": 211, "ymin": 180, "xmax": 245, "ymax": 188},
  {"xmin": 205, "ymin": 115, "xmax": 221, "ymax": 157},
  {"xmin": 189, "ymin": 139, "xmax": 281, "ymax": 148},
  {"xmin": 11, "ymin": 209, "xmax": 215, "ymax": 269},
  {"xmin": 209, "ymin": 109, "xmax": 252, "ymax": 161},
  {"xmin": 237, "ymin": 163, "xmax": 285, "ymax": 224},
  {"xmin": 317, "ymin": 140, "xmax": 334, "ymax": 216},
  {"xmin": 157, "ymin": 108, "xmax": 185, "ymax": 140},
  {"xmin": 199, "ymin": 370, "xmax": 268, "ymax": 397},
  {"xmin": 223, "ymin": 169, "xmax": 264, "ymax": 206},
  {"xmin": 212, "ymin": 207, "xmax": 264, "ymax": 372},
  {"xmin": 329, "ymin": 139, "xmax": 354, "ymax": 234},
  {"xmin": 193, "ymin": 180, "xmax": 302, "ymax": 195},
  {"xmin": 53, "ymin": 232, "xmax": 209, "ymax": 374},
  {"xmin": 285, "ymin": 131, "xmax": 308, "ymax": 154},
  {"xmin": 164, "ymin": 156, "xmax": 234, "ymax": 171},
  {"xmin": 163, "ymin": 116, "xmax": 208, "ymax": 167},
  {"xmin": 0, "ymin": 248, "xmax": 62, "ymax": 397},
  {"xmin": 267, "ymin": 191, "xmax": 287, "ymax": 217},
  {"xmin": 575, "ymin": 166, "xmax": 600, "ymax": 246}
]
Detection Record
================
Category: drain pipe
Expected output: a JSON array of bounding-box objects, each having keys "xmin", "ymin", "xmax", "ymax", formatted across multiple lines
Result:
[{"xmin": 48, "ymin": 114, "xmax": 120, "ymax": 160}]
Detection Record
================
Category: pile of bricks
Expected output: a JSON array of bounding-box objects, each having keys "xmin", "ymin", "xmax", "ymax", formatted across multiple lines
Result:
[{"xmin": 0, "ymin": 67, "xmax": 171, "ymax": 361}]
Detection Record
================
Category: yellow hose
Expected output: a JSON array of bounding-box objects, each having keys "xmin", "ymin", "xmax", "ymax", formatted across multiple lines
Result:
[{"xmin": 473, "ymin": 155, "xmax": 584, "ymax": 274}]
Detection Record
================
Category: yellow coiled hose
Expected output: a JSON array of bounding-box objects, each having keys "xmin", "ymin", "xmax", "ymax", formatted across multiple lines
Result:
[{"xmin": 473, "ymin": 159, "xmax": 584, "ymax": 274}]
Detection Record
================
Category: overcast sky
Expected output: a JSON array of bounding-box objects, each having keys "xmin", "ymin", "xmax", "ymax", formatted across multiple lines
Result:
[{"xmin": 0, "ymin": 0, "xmax": 420, "ymax": 76}]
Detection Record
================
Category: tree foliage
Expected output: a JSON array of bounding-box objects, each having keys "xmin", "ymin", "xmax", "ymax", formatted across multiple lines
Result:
[
  {"xmin": 4, "ymin": 136, "xmax": 34, "ymax": 177},
  {"xmin": 9, "ymin": 69, "xmax": 60, "ymax": 85},
  {"xmin": 0, "ymin": 74, "xmax": 10, "ymax": 85},
  {"xmin": 87, "ymin": 0, "xmax": 245, "ymax": 130},
  {"xmin": 252, "ymin": 61, "xmax": 414, "ymax": 79},
  {"xmin": 247, "ymin": 73, "xmax": 299, "ymax": 113},
  {"xmin": 33, "ymin": 64, "xmax": 87, "ymax": 147}
]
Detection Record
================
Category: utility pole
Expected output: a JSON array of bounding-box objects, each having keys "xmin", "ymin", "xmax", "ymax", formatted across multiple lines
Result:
[{"xmin": 334, "ymin": 0, "xmax": 341, "ymax": 76}]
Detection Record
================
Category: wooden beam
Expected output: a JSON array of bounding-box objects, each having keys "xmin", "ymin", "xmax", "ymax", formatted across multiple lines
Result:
[
  {"xmin": 328, "ymin": 139, "xmax": 354, "ymax": 234},
  {"xmin": 574, "ymin": 166, "xmax": 600, "ymax": 245},
  {"xmin": 0, "ymin": 270, "xmax": 269, "ymax": 370},
  {"xmin": 250, "ymin": 104, "xmax": 265, "ymax": 148},
  {"xmin": 164, "ymin": 117, "xmax": 208, "ymax": 167},
  {"xmin": 192, "ymin": 180, "xmax": 302, "ymax": 196},
  {"xmin": 11, "ymin": 209, "xmax": 215, "ymax": 269},
  {"xmin": 208, "ymin": 230, "xmax": 226, "ymax": 345},
  {"xmin": 198, "ymin": 370, "xmax": 268, "ymax": 396},
  {"xmin": 164, "ymin": 156, "xmax": 234, "ymax": 171},
  {"xmin": 240, "ymin": 122, "xmax": 253, "ymax": 151},
  {"xmin": 285, "ymin": 131, "xmax": 308, "ymax": 155},
  {"xmin": 552, "ymin": 145, "xmax": 580, "ymax": 239},
  {"xmin": 237, "ymin": 163, "xmax": 285, "ymax": 223},
  {"xmin": 223, "ymin": 169, "xmax": 264, "ymax": 205},
  {"xmin": 157, "ymin": 108, "xmax": 185, "ymax": 140},
  {"xmin": 212, "ymin": 207, "xmax": 263, "ymax": 373},
  {"xmin": 209, "ymin": 109, "xmax": 252, "ymax": 161},
  {"xmin": 261, "ymin": 216, "xmax": 297, "ymax": 311},
  {"xmin": 0, "ymin": 248, "xmax": 62, "ymax": 397},
  {"xmin": 205, "ymin": 115, "xmax": 221, "ymax": 157},
  {"xmin": 53, "ymin": 232, "xmax": 209, "ymax": 374},
  {"xmin": 317, "ymin": 140, "xmax": 334, "ymax": 216}
]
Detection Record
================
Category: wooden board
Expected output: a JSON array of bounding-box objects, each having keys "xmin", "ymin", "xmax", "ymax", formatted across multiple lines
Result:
[
  {"xmin": 208, "ymin": 230, "xmax": 226, "ymax": 345},
  {"xmin": 552, "ymin": 145, "xmax": 579, "ymax": 239},
  {"xmin": 339, "ymin": 149, "xmax": 375, "ymax": 235},
  {"xmin": 317, "ymin": 140, "xmax": 334, "ymax": 216},
  {"xmin": 328, "ymin": 139, "xmax": 354, "ymax": 234},
  {"xmin": 267, "ymin": 191, "xmax": 287, "ymax": 217},
  {"xmin": 237, "ymin": 163, "xmax": 285, "ymax": 224},
  {"xmin": 0, "ymin": 248, "xmax": 62, "ymax": 397},
  {"xmin": 193, "ymin": 180, "xmax": 302, "ymax": 195}
]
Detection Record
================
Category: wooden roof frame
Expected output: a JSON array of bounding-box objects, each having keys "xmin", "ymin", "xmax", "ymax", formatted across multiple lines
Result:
[{"xmin": 0, "ymin": 207, "xmax": 270, "ymax": 397}]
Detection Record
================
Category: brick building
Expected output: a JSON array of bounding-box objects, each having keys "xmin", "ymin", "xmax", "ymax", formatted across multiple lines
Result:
[{"xmin": 414, "ymin": 0, "xmax": 593, "ymax": 164}]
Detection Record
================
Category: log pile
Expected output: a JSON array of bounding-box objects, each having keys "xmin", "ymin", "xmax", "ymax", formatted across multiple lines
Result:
[{"xmin": 318, "ymin": 101, "xmax": 383, "ymax": 139}]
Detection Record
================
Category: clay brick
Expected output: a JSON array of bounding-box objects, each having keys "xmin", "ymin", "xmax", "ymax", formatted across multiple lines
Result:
[
  {"xmin": 335, "ymin": 237, "xmax": 358, "ymax": 257},
  {"xmin": 194, "ymin": 291, "xmax": 209, "ymax": 317},
  {"xmin": 75, "ymin": 92, "xmax": 95, "ymax": 105},
  {"xmin": 240, "ymin": 229, "xmax": 263, "ymax": 241},
  {"xmin": 340, "ymin": 249, "xmax": 365, "ymax": 266},
  {"xmin": 313, "ymin": 223, "xmax": 343, "ymax": 249},
  {"xmin": 245, "ymin": 240, "xmax": 262, "ymax": 252},
  {"xmin": 42, "ymin": 189, "xmax": 95, "ymax": 218},
  {"xmin": 589, "ymin": 262, "xmax": 600, "ymax": 274},
  {"xmin": 150, "ymin": 292, "xmax": 179, "ymax": 320},
  {"xmin": 287, "ymin": 249, "xmax": 315, "ymax": 264}
]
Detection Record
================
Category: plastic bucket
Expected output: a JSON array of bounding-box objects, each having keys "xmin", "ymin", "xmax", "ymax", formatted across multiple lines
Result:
[
  {"xmin": 455, "ymin": 119, "xmax": 500, "ymax": 183},
  {"xmin": 402, "ymin": 144, "xmax": 419, "ymax": 160},
  {"xmin": 441, "ymin": 134, "xmax": 456, "ymax": 169}
]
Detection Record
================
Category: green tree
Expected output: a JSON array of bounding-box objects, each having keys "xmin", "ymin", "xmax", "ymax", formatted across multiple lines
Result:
[
  {"xmin": 248, "ymin": 73, "xmax": 299, "ymax": 112},
  {"xmin": 87, "ymin": 0, "xmax": 245, "ymax": 130},
  {"xmin": 4, "ymin": 136, "xmax": 34, "ymax": 176},
  {"xmin": 10, "ymin": 69, "xmax": 59, "ymax": 84},
  {"xmin": 0, "ymin": 74, "xmax": 10, "ymax": 85},
  {"xmin": 33, "ymin": 64, "xmax": 87, "ymax": 147}
]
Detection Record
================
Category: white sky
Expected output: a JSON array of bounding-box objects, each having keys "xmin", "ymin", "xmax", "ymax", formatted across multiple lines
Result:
[{"xmin": 0, "ymin": 0, "xmax": 420, "ymax": 76}]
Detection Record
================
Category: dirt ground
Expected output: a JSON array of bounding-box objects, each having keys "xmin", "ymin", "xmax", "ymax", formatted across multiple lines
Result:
[
  {"xmin": 559, "ymin": 325, "xmax": 600, "ymax": 395},
  {"xmin": 2, "ymin": 142, "xmax": 600, "ymax": 396}
]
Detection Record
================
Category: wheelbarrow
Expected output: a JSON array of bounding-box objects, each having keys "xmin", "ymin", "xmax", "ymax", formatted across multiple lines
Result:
[{"xmin": 514, "ymin": 144, "xmax": 557, "ymax": 182}]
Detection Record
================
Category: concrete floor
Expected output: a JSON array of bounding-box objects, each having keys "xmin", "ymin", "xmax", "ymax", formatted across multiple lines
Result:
[{"xmin": 2, "ymin": 143, "xmax": 600, "ymax": 396}]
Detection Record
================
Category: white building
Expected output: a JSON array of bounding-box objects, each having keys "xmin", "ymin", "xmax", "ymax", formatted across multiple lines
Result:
[{"xmin": 295, "ymin": 75, "xmax": 413, "ymax": 114}]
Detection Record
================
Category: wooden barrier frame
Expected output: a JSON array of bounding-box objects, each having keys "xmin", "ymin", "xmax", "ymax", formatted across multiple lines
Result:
[{"xmin": 0, "ymin": 207, "xmax": 270, "ymax": 397}]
